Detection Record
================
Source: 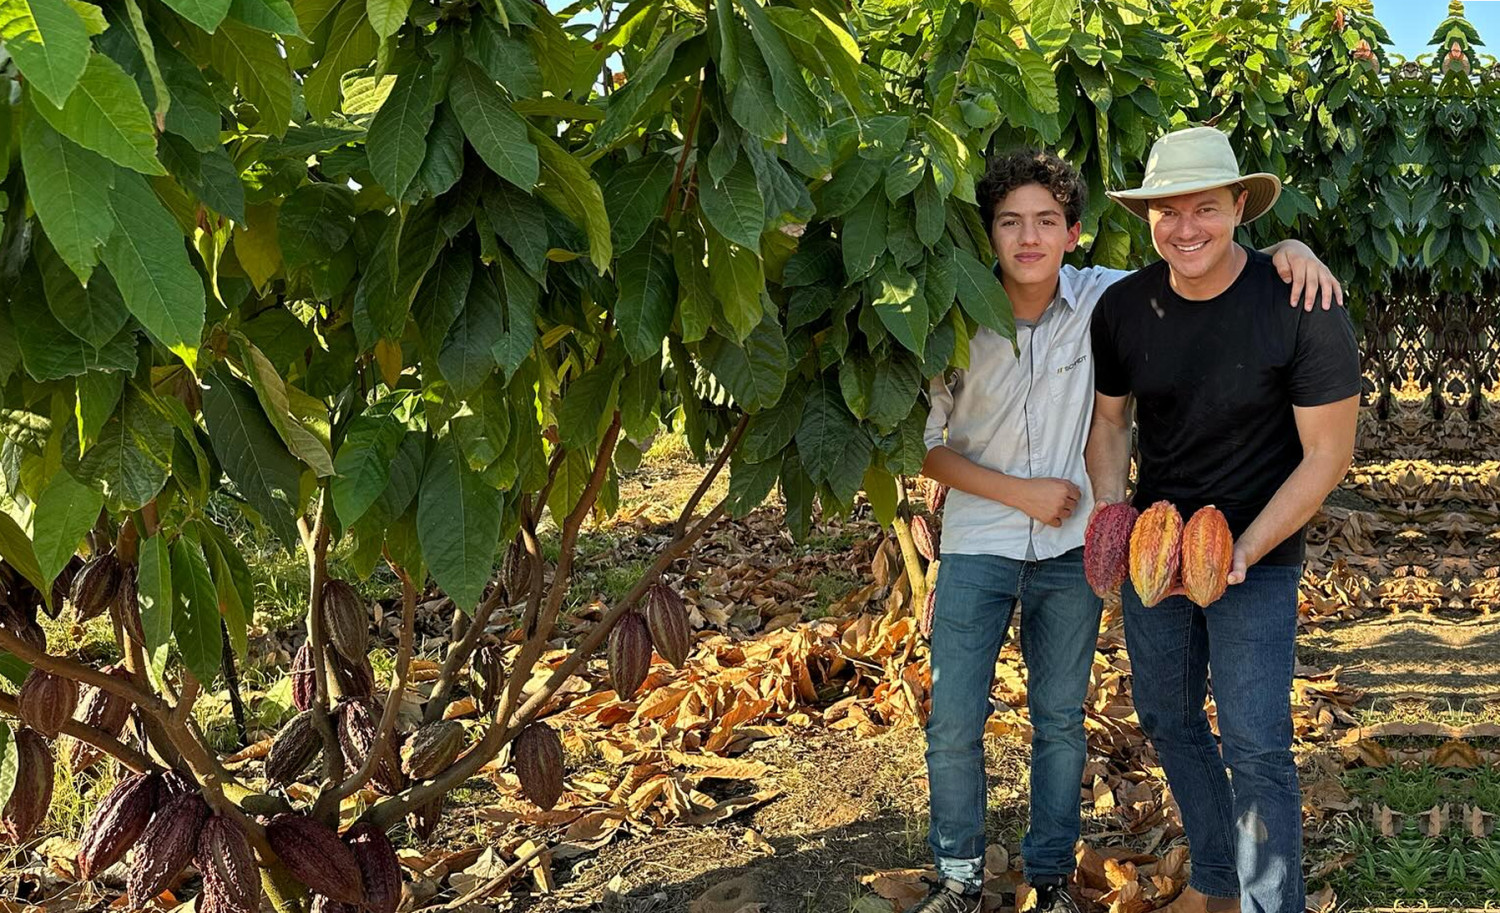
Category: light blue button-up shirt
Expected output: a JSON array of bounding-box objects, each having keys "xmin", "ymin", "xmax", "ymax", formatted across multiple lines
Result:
[{"xmin": 924, "ymin": 264, "xmax": 1132, "ymax": 561}]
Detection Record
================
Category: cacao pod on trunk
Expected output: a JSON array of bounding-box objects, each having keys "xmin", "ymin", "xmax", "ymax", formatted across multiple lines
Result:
[
  {"xmin": 345, "ymin": 821, "xmax": 402, "ymax": 913},
  {"xmin": 1129, "ymin": 501, "xmax": 1184, "ymax": 608},
  {"xmin": 338, "ymin": 699, "xmax": 404, "ymax": 793},
  {"xmin": 0, "ymin": 603, "xmax": 46, "ymax": 652},
  {"xmin": 321, "ymin": 579, "xmax": 369, "ymax": 663},
  {"xmin": 266, "ymin": 710, "xmax": 322, "ymax": 785},
  {"xmin": 1084, "ymin": 502, "xmax": 1140, "ymax": 597},
  {"xmin": 19, "ymin": 669, "xmax": 79, "ymax": 739},
  {"xmin": 919, "ymin": 588, "xmax": 936, "ymax": 640},
  {"xmin": 1181, "ymin": 506, "xmax": 1233, "ymax": 608},
  {"xmin": 928, "ymin": 480, "xmax": 948, "ymax": 513},
  {"xmin": 402, "ymin": 720, "xmax": 464, "ymax": 780},
  {"xmin": 911, "ymin": 515, "xmax": 937, "ymax": 561},
  {"xmin": 407, "ymin": 797, "xmax": 443, "ymax": 842},
  {"xmin": 197, "ymin": 815, "xmax": 261, "ymax": 913},
  {"xmin": 332, "ymin": 651, "xmax": 375, "ymax": 700},
  {"xmin": 292, "ymin": 643, "xmax": 317, "ymax": 712},
  {"xmin": 2, "ymin": 728, "xmax": 54, "ymax": 843},
  {"xmin": 513, "ymin": 722, "xmax": 564, "ymax": 811},
  {"xmin": 68, "ymin": 664, "xmax": 135, "ymax": 772},
  {"xmin": 645, "ymin": 584, "xmax": 690, "ymax": 669},
  {"xmin": 311, "ymin": 895, "xmax": 363, "ymax": 913},
  {"xmin": 470, "ymin": 642, "xmax": 505, "ymax": 714},
  {"xmin": 159, "ymin": 768, "xmax": 196, "ymax": 800},
  {"xmin": 114, "ymin": 564, "xmax": 145, "ymax": 644},
  {"xmin": 72, "ymin": 553, "xmax": 123, "ymax": 623},
  {"xmin": 265, "ymin": 813, "xmax": 366, "ymax": 905},
  {"xmin": 50, "ymin": 554, "xmax": 86, "ymax": 620},
  {"xmin": 128, "ymin": 791, "xmax": 209, "ymax": 906},
  {"xmin": 503, "ymin": 537, "xmax": 532, "ymax": 603},
  {"xmin": 77, "ymin": 770, "xmax": 159, "ymax": 878},
  {"xmin": 607, "ymin": 612, "xmax": 651, "ymax": 698}
]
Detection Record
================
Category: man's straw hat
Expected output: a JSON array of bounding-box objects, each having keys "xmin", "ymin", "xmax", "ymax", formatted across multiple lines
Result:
[{"xmin": 1107, "ymin": 126, "xmax": 1282, "ymax": 224}]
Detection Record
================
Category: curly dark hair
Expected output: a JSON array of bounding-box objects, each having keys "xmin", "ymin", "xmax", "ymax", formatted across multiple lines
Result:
[{"xmin": 976, "ymin": 149, "xmax": 1087, "ymax": 229}]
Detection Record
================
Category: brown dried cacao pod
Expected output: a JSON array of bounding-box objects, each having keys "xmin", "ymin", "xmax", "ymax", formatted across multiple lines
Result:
[
  {"xmin": 71, "ymin": 554, "xmax": 123, "ymax": 623},
  {"xmin": 1129, "ymin": 501, "xmax": 1184, "ymax": 608},
  {"xmin": 68, "ymin": 664, "xmax": 136, "ymax": 773},
  {"xmin": 50, "ymin": 554, "xmax": 86, "ymax": 620},
  {"xmin": 197, "ymin": 815, "xmax": 261, "ymax": 913},
  {"xmin": 266, "ymin": 710, "xmax": 322, "ymax": 785},
  {"xmin": 291, "ymin": 643, "xmax": 317, "ymax": 712},
  {"xmin": 910, "ymin": 515, "xmax": 937, "ymax": 562},
  {"xmin": 337, "ymin": 699, "xmax": 403, "ymax": 793},
  {"xmin": 402, "ymin": 720, "xmax": 464, "ymax": 780},
  {"xmin": 1084, "ymin": 502, "xmax": 1140, "ymax": 597},
  {"xmin": 607, "ymin": 612, "xmax": 652, "ymax": 698},
  {"xmin": 345, "ymin": 821, "xmax": 402, "ymax": 913},
  {"xmin": 114, "ymin": 564, "xmax": 145, "ymax": 644},
  {"xmin": 18, "ymin": 669, "xmax": 79, "ymax": 739},
  {"xmin": 2, "ymin": 728, "xmax": 54, "ymax": 843},
  {"xmin": 265, "ymin": 813, "xmax": 366, "ymax": 905},
  {"xmin": 513, "ymin": 722, "xmax": 564, "ymax": 811},
  {"xmin": 1181, "ymin": 506, "xmax": 1234, "ymax": 609},
  {"xmin": 644, "ymin": 584, "xmax": 691, "ymax": 669},
  {"xmin": 406, "ymin": 797, "xmax": 443, "ymax": 842},
  {"xmin": 919, "ymin": 588, "xmax": 937, "ymax": 640},
  {"xmin": 76, "ymin": 770, "xmax": 159, "ymax": 879},
  {"xmin": 0, "ymin": 602, "xmax": 46, "ymax": 652},
  {"xmin": 321, "ymin": 578, "xmax": 369, "ymax": 663},
  {"xmin": 470, "ymin": 642, "xmax": 505, "ymax": 715},
  {"xmin": 127, "ymin": 790, "xmax": 209, "ymax": 906}
]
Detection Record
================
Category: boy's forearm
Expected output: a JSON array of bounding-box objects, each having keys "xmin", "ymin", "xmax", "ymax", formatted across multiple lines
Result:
[{"xmin": 921, "ymin": 446, "xmax": 1021, "ymax": 508}]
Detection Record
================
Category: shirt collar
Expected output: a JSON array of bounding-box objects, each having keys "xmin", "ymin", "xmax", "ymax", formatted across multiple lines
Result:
[{"xmin": 988, "ymin": 260, "xmax": 1078, "ymax": 312}]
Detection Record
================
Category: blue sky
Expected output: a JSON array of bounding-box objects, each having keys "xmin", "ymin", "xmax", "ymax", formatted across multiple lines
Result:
[{"xmin": 1373, "ymin": 0, "xmax": 1500, "ymax": 57}]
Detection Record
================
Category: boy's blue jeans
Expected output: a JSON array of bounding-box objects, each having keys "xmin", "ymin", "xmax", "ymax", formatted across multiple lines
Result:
[
  {"xmin": 925, "ymin": 548, "xmax": 1102, "ymax": 889},
  {"xmin": 1121, "ymin": 563, "xmax": 1305, "ymax": 913}
]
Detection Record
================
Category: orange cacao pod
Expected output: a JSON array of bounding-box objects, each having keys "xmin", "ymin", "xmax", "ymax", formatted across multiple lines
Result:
[
  {"xmin": 345, "ymin": 821, "xmax": 402, "ymax": 913},
  {"xmin": 68, "ymin": 664, "xmax": 135, "ymax": 772},
  {"xmin": 77, "ymin": 770, "xmax": 159, "ymax": 879},
  {"xmin": 71, "ymin": 554, "xmax": 122, "ymax": 623},
  {"xmin": 1128, "ymin": 500, "xmax": 1183, "ymax": 608},
  {"xmin": 911, "ymin": 515, "xmax": 937, "ymax": 561},
  {"xmin": 128, "ymin": 790, "xmax": 209, "ymax": 906},
  {"xmin": 1084, "ymin": 502, "xmax": 1140, "ymax": 597},
  {"xmin": 197, "ymin": 815, "xmax": 261, "ymax": 913},
  {"xmin": 19, "ymin": 669, "xmax": 79, "ymax": 739},
  {"xmin": 1181, "ymin": 506, "xmax": 1234, "ymax": 608},
  {"xmin": 2, "ymin": 728, "xmax": 53, "ymax": 843},
  {"xmin": 513, "ymin": 722, "xmax": 564, "ymax": 811},
  {"xmin": 265, "ymin": 813, "xmax": 366, "ymax": 905},
  {"xmin": 645, "ymin": 584, "xmax": 690, "ymax": 669},
  {"xmin": 607, "ymin": 612, "xmax": 651, "ymax": 698}
]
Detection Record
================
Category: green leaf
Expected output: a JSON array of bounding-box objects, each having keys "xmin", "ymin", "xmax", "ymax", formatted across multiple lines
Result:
[
  {"xmin": 331, "ymin": 398, "xmax": 407, "ymax": 526},
  {"xmin": 417, "ymin": 437, "xmax": 503, "ymax": 611},
  {"xmin": 466, "ymin": 15, "xmax": 541, "ymax": 99},
  {"xmin": 593, "ymin": 27, "xmax": 697, "ymax": 149},
  {"xmin": 30, "ymin": 54, "xmax": 163, "ymax": 175},
  {"xmin": 0, "ymin": 723, "xmax": 18, "ymax": 815},
  {"xmin": 795, "ymin": 379, "xmax": 871, "ymax": 504},
  {"xmin": 438, "ymin": 266, "xmax": 504, "ymax": 396},
  {"xmin": 484, "ymin": 180, "xmax": 549, "ymax": 282},
  {"xmin": 615, "ymin": 223, "xmax": 676, "ymax": 364},
  {"xmin": 619, "ymin": 353, "xmax": 661, "ymax": 441},
  {"xmin": 699, "ymin": 155, "xmax": 764, "ymax": 250},
  {"xmin": 303, "ymin": 0, "xmax": 376, "ymax": 121},
  {"xmin": 726, "ymin": 452, "xmax": 781, "ymax": 519},
  {"xmin": 365, "ymin": 0, "xmax": 408, "ymax": 36},
  {"xmin": 75, "ymin": 370, "xmax": 126, "ymax": 453},
  {"xmin": 277, "ymin": 182, "xmax": 356, "ymax": 270},
  {"xmin": 603, "ymin": 153, "xmax": 676, "ymax": 254},
  {"xmin": 0, "ymin": 0, "xmax": 90, "ymax": 107},
  {"xmin": 862, "ymin": 464, "xmax": 897, "ymax": 526},
  {"xmin": 673, "ymin": 226, "xmax": 713, "ymax": 344},
  {"xmin": 158, "ymin": 42, "xmax": 221, "ymax": 151},
  {"xmin": 228, "ymin": 0, "xmax": 303, "ymax": 35},
  {"xmin": 1030, "ymin": 0, "xmax": 1078, "ymax": 35},
  {"xmin": 238, "ymin": 338, "xmax": 334, "ymax": 476},
  {"xmin": 32, "ymin": 469, "xmax": 102, "ymax": 588},
  {"xmin": 36, "ymin": 237, "xmax": 128, "ymax": 348},
  {"xmin": 160, "ymin": 0, "xmax": 229, "ymax": 31},
  {"xmin": 953, "ymin": 246, "xmax": 1016, "ymax": 341},
  {"xmin": 412, "ymin": 240, "xmax": 473, "ymax": 356},
  {"xmin": 870, "ymin": 258, "xmax": 925, "ymax": 358},
  {"xmin": 417, "ymin": 103, "xmax": 465, "ymax": 197},
  {"xmin": 841, "ymin": 189, "xmax": 887, "ymax": 281},
  {"xmin": 232, "ymin": 201, "xmax": 282, "ymax": 292},
  {"xmin": 699, "ymin": 316, "xmax": 788, "ymax": 413},
  {"xmin": 367, "ymin": 64, "xmax": 435, "ymax": 200},
  {"xmin": 19, "ymin": 112, "xmax": 117, "ymax": 284},
  {"xmin": 1010, "ymin": 44, "xmax": 1059, "ymax": 115},
  {"xmin": 12, "ymin": 280, "xmax": 138, "ymax": 381},
  {"xmin": 198, "ymin": 523, "xmax": 253, "ymax": 659},
  {"xmin": 706, "ymin": 226, "xmax": 762, "ymax": 343},
  {"xmin": 0, "ymin": 510, "xmax": 46, "ymax": 594},
  {"xmin": 75, "ymin": 386, "xmax": 174, "ymax": 511},
  {"xmin": 492, "ymin": 251, "xmax": 538, "ymax": 377},
  {"xmin": 867, "ymin": 356, "xmax": 921, "ymax": 431},
  {"xmin": 136, "ymin": 533, "xmax": 172, "ymax": 687},
  {"xmin": 558, "ymin": 362, "xmax": 620, "ymax": 459},
  {"xmin": 170, "ymin": 535, "xmax": 222, "ymax": 687},
  {"xmin": 449, "ymin": 60, "xmax": 538, "ymax": 192},
  {"xmin": 728, "ymin": 20, "xmax": 784, "ymax": 142},
  {"xmin": 102, "ymin": 171, "xmax": 205, "ymax": 370},
  {"xmin": 202, "ymin": 369, "xmax": 304, "ymax": 550},
  {"xmin": 208, "ymin": 22, "xmax": 293, "ymax": 136},
  {"xmin": 740, "ymin": 384, "xmax": 804, "ymax": 462},
  {"xmin": 531, "ymin": 124, "xmax": 612, "ymax": 273},
  {"xmin": 450, "ymin": 375, "xmax": 511, "ymax": 472},
  {"xmin": 118, "ymin": 0, "xmax": 169, "ymax": 122},
  {"xmin": 735, "ymin": 0, "xmax": 819, "ymax": 133}
]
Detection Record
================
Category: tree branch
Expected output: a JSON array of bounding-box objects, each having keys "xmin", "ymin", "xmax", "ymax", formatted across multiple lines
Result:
[
  {"xmin": 674, "ymin": 413, "xmax": 748, "ymax": 538},
  {"xmin": 423, "ymin": 582, "xmax": 506, "ymax": 725},
  {"xmin": 301, "ymin": 498, "xmax": 345, "ymax": 814}
]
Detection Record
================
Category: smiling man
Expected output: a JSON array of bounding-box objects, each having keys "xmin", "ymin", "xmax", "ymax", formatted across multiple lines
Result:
[
  {"xmin": 911, "ymin": 148, "xmax": 1343, "ymax": 913},
  {"xmin": 1085, "ymin": 127, "xmax": 1361, "ymax": 913}
]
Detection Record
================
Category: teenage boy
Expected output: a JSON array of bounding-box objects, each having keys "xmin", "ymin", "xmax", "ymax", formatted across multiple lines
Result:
[
  {"xmin": 912, "ymin": 148, "xmax": 1342, "ymax": 913},
  {"xmin": 1085, "ymin": 126, "xmax": 1361, "ymax": 913}
]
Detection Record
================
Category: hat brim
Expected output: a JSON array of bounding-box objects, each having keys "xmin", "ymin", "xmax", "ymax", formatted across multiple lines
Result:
[{"xmin": 1106, "ymin": 174, "xmax": 1282, "ymax": 224}]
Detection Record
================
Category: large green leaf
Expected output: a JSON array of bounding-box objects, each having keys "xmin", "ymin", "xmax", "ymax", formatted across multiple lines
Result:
[
  {"xmin": 491, "ymin": 251, "xmax": 538, "ymax": 378},
  {"xmin": 438, "ymin": 266, "xmax": 504, "ymax": 397},
  {"xmin": 158, "ymin": 41, "xmax": 221, "ymax": 152},
  {"xmin": 202, "ymin": 369, "xmax": 304, "ymax": 550},
  {"xmin": 530, "ymin": 125, "xmax": 612, "ymax": 273},
  {"xmin": 19, "ymin": 113, "xmax": 117, "ymax": 284},
  {"xmin": 699, "ymin": 317, "xmax": 789, "ymax": 413},
  {"xmin": 1030, "ymin": 0, "xmax": 1078, "ymax": 36},
  {"xmin": 449, "ymin": 375, "xmax": 512, "ymax": 473},
  {"xmin": 238, "ymin": 339, "xmax": 335, "ymax": 476},
  {"xmin": 615, "ymin": 223, "xmax": 676, "ymax": 364},
  {"xmin": 367, "ymin": 64, "xmax": 435, "ymax": 200},
  {"xmin": 735, "ymin": 0, "xmax": 820, "ymax": 133},
  {"xmin": 698, "ymin": 155, "xmax": 765, "ymax": 250},
  {"xmin": 0, "ymin": 0, "xmax": 89, "ymax": 107},
  {"xmin": 484, "ymin": 181, "xmax": 549, "ymax": 282},
  {"xmin": 136, "ymin": 533, "xmax": 173, "ymax": 687},
  {"xmin": 101, "ymin": 171, "xmax": 206, "ymax": 370},
  {"xmin": 841, "ymin": 189, "xmax": 888, "ymax": 281},
  {"xmin": 603, "ymin": 153, "xmax": 676, "ymax": 254},
  {"xmin": 277, "ymin": 182, "xmax": 356, "ymax": 270},
  {"xmin": 0, "ymin": 511, "xmax": 45, "ymax": 594},
  {"xmin": 417, "ymin": 103, "xmax": 465, "ymax": 197},
  {"xmin": 331, "ymin": 397, "xmax": 407, "ymax": 527},
  {"xmin": 870, "ymin": 258, "xmax": 926, "ymax": 358},
  {"xmin": 726, "ymin": 452, "xmax": 781, "ymax": 519},
  {"xmin": 366, "ymin": 0, "xmax": 409, "ymax": 37},
  {"xmin": 303, "ymin": 0, "xmax": 376, "ymax": 120},
  {"xmin": 417, "ymin": 437, "xmax": 503, "ymax": 611},
  {"xmin": 160, "ymin": 0, "xmax": 230, "ymax": 31},
  {"xmin": 32, "ymin": 469, "xmax": 102, "ymax": 588},
  {"xmin": 171, "ymin": 535, "xmax": 222, "ymax": 687},
  {"xmin": 557, "ymin": 359, "xmax": 620, "ymax": 453},
  {"xmin": 198, "ymin": 524, "xmax": 251, "ymax": 660},
  {"xmin": 795, "ymin": 379, "xmax": 871, "ymax": 504},
  {"xmin": 75, "ymin": 386, "xmax": 174, "ymax": 511},
  {"xmin": 228, "ymin": 0, "xmax": 303, "ymax": 35},
  {"xmin": 706, "ymin": 227, "xmax": 762, "ymax": 343},
  {"xmin": 727, "ymin": 19, "xmax": 784, "ymax": 142},
  {"xmin": 12, "ymin": 285, "xmax": 138, "ymax": 381},
  {"xmin": 953, "ymin": 246, "xmax": 1016, "ymax": 341},
  {"xmin": 412, "ymin": 240, "xmax": 474, "ymax": 356},
  {"xmin": 593, "ymin": 27, "xmax": 697, "ymax": 149},
  {"xmin": 465, "ymin": 14, "xmax": 540, "ymax": 99},
  {"xmin": 30, "ymin": 54, "xmax": 163, "ymax": 175},
  {"xmin": 209, "ymin": 21, "xmax": 293, "ymax": 135},
  {"xmin": 36, "ymin": 237, "xmax": 128, "ymax": 349},
  {"xmin": 449, "ymin": 61, "xmax": 538, "ymax": 192}
]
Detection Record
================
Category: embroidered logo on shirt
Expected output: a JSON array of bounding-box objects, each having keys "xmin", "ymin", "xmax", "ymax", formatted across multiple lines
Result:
[{"xmin": 1055, "ymin": 354, "xmax": 1087, "ymax": 374}]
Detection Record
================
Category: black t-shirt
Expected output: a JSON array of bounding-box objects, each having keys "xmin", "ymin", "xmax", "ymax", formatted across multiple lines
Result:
[{"xmin": 1091, "ymin": 246, "xmax": 1361, "ymax": 565}]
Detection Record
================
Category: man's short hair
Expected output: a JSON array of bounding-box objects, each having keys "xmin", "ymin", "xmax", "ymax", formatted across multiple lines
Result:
[{"xmin": 977, "ymin": 149, "xmax": 1087, "ymax": 228}]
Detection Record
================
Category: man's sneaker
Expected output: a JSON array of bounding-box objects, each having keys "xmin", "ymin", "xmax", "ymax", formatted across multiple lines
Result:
[
  {"xmin": 909, "ymin": 877, "xmax": 984, "ymax": 913},
  {"xmin": 1032, "ymin": 882, "xmax": 1082, "ymax": 912}
]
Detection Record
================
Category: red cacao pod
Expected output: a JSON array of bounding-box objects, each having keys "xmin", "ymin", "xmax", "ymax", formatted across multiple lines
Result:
[
  {"xmin": 18, "ymin": 669, "xmax": 79, "ymax": 739},
  {"xmin": 338, "ymin": 699, "xmax": 404, "ymax": 793},
  {"xmin": 321, "ymin": 579, "xmax": 369, "ymax": 663},
  {"xmin": 264, "ymin": 813, "xmax": 366, "ymax": 905},
  {"xmin": 68, "ymin": 664, "xmax": 135, "ymax": 773},
  {"xmin": 266, "ymin": 710, "xmax": 322, "ymax": 785},
  {"xmin": 607, "ymin": 612, "xmax": 651, "ymax": 698},
  {"xmin": 911, "ymin": 515, "xmax": 937, "ymax": 561},
  {"xmin": 645, "ymin": 584, "xmax": 691, "ymax": 669},
  {"xmin": 402, "ymin": 720, "xmax": 464, "ymax": 780},
  {"xmin": 1084, "ymin": 502, "xmax": 1140, "ymax": 597},
  {"xmin": 2, "ymin": 728, "xmax": 54, "ymax": 843},
  {"xmin": 1181, "ymin": 506, "xmax": 1234, "ymax": 608},
  {"xmin": 1129, "ymin": 501, "xmax": 1184, "ymax": 608},
  {"xmin": 71, "ymin": 554, "xmax": 122, "ymax": 623},
  {"xmin": 291, "ymin": 643, "xmax": 317, "ymax": 712},
  {"xmin": 197, "ymin": 815, "xmax": 261, "ymax": 913},
  {"xmin": 513, "ymin": 722, "xmax": 564, "ymax": 811},
  {"xmin": 77, "ymin": 770, "xmax": 159, "ymax": 878},
  {"xmin": 345, "ymin": 821, "xmax": 402, "ymax": 913},
  {"xmin": 128, "ymin": 790, "xmax": 209, "ymax": 906}
]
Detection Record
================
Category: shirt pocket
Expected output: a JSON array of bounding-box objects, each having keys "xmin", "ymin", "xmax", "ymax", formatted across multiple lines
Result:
[{"xmin": 1046, "ymin": 347, "xmax": 1091, "ymax": 405}]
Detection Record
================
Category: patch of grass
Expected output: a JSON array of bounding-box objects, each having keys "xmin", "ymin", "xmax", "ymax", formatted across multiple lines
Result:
[
  {"xmin": 644, "ymin": 428, "xmax": 692, "ymax": 465},
  {"xmin": 45, "ymin": 762, "xmax": 120, "ymax": 846}
]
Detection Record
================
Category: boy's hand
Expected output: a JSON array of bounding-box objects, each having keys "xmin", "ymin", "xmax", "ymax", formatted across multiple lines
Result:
[
  {"xmin": 1016, "ymin": 478, "xmax": 1081, "ymax": 527},
  {"xmin": 1271, "ymin": 241, "xmax": 1344, "ymax": 310}
]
